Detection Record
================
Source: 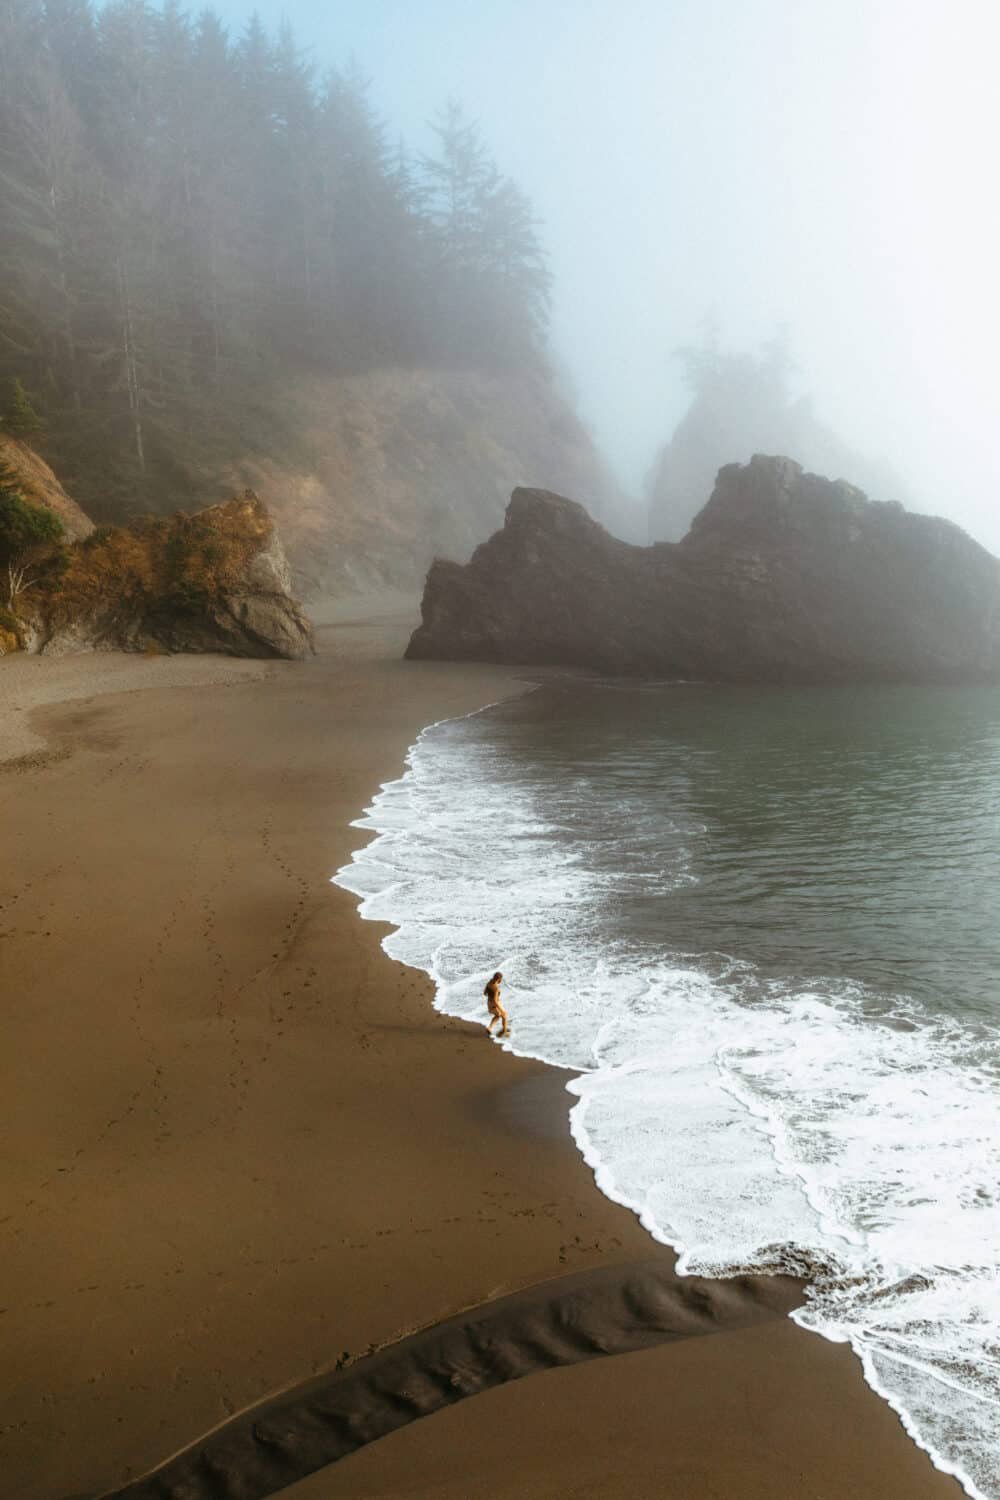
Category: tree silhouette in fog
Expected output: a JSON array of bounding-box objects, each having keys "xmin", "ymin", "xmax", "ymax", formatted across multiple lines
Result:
[{"xmin": 647, "ymin": 326, "xmax": 907, "ymax": 541}]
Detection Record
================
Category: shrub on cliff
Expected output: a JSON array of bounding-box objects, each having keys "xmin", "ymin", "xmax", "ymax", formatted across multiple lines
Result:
[
  {"xmin": 0, "ymin": 483, "xmax": 65, "ymax": 607},
  {"xmin": 48, "ymin": 495, "xmax": 275, "ymax": 618},
  {"xmin": 19, "ymin": 491, "xmax": 312, "ymax": 659},
  {"xmin": 0, "ymin": 603, "xmax": 20, "ymax": 654}
]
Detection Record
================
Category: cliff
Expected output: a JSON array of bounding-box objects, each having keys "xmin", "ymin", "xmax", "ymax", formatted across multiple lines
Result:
[
  {"xmin": 93, "ymin": 367, "xmax": 630, "ymax": 598},
  {"xmin": 0, "ymin": 433, "xmax": 94, "ymax": 541},
  {"xmin": 407, "ymin": 455, "xmax": 1000, "ymax": 683},
  {"xmin": 19, "ymin": 494, "xmax": 313, "ymax": 661}
]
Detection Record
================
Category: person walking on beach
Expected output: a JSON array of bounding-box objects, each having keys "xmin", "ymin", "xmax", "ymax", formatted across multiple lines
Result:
[{"xmin": 484, "ymin": 971, "xmax": 509, "ymax": 1038}]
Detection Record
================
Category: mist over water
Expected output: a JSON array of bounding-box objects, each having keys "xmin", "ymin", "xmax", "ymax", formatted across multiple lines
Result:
[{"xmin": 336, "ymin": 681, "xmax": 1000, "ymax": 1500}]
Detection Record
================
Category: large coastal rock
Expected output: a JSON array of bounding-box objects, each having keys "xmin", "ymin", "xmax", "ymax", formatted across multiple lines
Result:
[
  {"xmin": 645, "ymin": 366, "xmax": 908, "ymax": 545},
  {"xmin": 407, "ymin": 456, "xmax": 1000, "ymax": 682},
  {"xmin": 25, "ymin": 494, "xmax": 313, "ymax": 660}
]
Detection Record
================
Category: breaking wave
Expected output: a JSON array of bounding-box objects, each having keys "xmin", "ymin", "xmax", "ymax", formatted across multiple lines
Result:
[{"xmin": 334, "ymin": 686, "xmax": 1000, "ymax": 1498}]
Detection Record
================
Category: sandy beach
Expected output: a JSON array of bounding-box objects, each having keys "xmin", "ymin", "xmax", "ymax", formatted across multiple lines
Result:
[{"xmin": 1, "ymin": 600, "xmax": 963, "ymax": 1500}]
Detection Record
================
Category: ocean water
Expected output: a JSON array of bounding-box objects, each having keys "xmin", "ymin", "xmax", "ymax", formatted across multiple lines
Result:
[{"xmin": 334, "ymin": 679, "xmax": 1000, "ymax": 1498}]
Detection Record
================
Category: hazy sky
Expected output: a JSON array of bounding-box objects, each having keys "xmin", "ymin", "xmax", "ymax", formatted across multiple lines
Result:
[{"xmin": 210, "ymin": 0, "xmax": 1000, "ymax": 548}]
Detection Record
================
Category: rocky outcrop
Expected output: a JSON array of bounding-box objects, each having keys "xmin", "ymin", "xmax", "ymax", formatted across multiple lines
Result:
[
  {"xmin": 0, "ymin": 433, "xmax": 94, "ymax": 540},
  {"xmin": 31, "ymin": 367, "xmax": 633, "ymax": 600},
  {"xmin": 644, "ymin": 349, "xmax": 909, "ymax": 545},
  {"xmin": 407, "ymin": 456, "xmax": 1000, "ymax": 683},
  {"xmin": 218, "ymin": 367, "xmax": 635, "ymax": 595},
  {"xmin": 24, "ymin": 495, "xmax": 313, "ymax": 661}
]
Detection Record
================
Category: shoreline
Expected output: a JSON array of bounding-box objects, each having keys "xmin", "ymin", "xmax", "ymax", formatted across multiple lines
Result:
[
  {"xmin": 331, "ymin": 675, "xmax": 978, "ymax": 1500},
  {"xmin": 0, "ymin": 600, "xmax": 963, "ymax": 1499}
]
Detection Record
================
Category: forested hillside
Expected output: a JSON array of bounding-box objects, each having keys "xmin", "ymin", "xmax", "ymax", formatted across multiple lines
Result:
[{"xmin": 0, "ymin": 0, "xmax": 600, "ymax": 569}]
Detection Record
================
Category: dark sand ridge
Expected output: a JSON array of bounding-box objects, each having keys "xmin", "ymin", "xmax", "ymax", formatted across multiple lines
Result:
[
  {"xmin": 0, "ymin": 597, "xmax": 961, "ymax": 1500},
  {"xmin": 97, "ymin": 1261, "xmax": 800, "ymax": 1499}
]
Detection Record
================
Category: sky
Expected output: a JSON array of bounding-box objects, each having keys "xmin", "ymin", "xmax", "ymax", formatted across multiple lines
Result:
[{"xmin": 209, "ymin": 0, "xmax": 1000, "ymax": 549}]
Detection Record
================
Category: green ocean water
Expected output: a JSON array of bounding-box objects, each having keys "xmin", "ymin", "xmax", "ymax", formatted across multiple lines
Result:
[{"xmin": 339, "ymin": 677, "xmax": 1000, "ymax": 1497}]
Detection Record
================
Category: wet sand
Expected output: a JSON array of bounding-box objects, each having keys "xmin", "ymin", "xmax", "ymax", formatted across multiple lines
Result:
[{"xmin": 0, "ymin": 600, "xmax": 962, "ymax": 1499}]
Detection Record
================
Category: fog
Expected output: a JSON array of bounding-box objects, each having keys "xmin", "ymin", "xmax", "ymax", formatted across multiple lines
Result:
[{"xmin": 209, "ymin": 0, "xmax": 998, "ymax": 548}]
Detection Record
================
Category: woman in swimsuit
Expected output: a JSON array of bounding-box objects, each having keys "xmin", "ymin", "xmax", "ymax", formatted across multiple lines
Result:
[{"xmin": 484, "ymin": 971, "xmax": 508, "ymax": 1038}]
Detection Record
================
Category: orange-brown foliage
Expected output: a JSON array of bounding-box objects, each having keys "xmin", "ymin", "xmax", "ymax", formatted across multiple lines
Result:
[{"xmin": 47, "ymin": 494, "xmax": 272, "ymax": 618}]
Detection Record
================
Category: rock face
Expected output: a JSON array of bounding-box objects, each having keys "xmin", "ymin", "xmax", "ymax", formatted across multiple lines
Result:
[
  {"xmin": 0, "ymin": 433, "xmax": 94, "ymax": 540},
  {"xmin": 131, "ymin": 517, "xmax": 315, "ymax": 660},
  {"xmin": 645, "ymin": 367, "xmax": 908, "ymax": 546},
  {"xmin": 407, "ymin": 456, "xmax": 1000, "ymax": 682},
  {"xmin": 218, "ymin": 367, "xmax": 634, "ymax": 595},
  {"xmin": 31, "ymin": 367, "xmax": 635, "ymax": 600},
  {"xmin": 26, "ymin": 494, "xmax": 313, "ymax": 661}
]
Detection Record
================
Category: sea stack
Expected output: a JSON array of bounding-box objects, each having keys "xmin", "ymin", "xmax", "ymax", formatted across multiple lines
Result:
[{"xmin": 407, "ymin": 456, "xmax": 1000, "ymax": 683}]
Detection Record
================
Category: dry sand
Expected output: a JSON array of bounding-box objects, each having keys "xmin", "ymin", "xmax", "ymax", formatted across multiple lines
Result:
[{"xmin": 0, "ymin": 601, "xmax": 962, "ymax": 1499}]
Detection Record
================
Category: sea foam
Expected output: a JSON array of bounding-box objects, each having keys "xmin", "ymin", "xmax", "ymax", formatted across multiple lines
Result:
[{"xmin": 334, "ymin": 698, "xmax": 1000, "ymax": 1500}]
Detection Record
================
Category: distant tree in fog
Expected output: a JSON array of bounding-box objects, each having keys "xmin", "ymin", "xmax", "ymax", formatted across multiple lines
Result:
[
  {"xmin": 421, "ymin": 101, "xmax": 552, "ymax": 363},
  {"xmin": 647, "ymin": 326, "xmax": 908, "ymax": 541}
]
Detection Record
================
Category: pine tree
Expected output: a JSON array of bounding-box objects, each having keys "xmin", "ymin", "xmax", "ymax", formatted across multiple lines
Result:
[
  {"xmin": 268, "ymin": 20, "xmax": 319, "ymax": 348},
  {"xmin": 3, "ymin": 378, "xmax": 46, "ymax": 438},
  {"xmin": 419, "ymin": 100, "xmax": 550, "ymax": 365},
  {"xmin": 475, "ymin": 175, "xmax": 551, "ymax": 350}
]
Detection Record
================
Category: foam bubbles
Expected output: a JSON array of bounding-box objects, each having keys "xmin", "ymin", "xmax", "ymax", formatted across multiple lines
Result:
[{"xmin": 333, "ymin": 700, "xmax": 1000, "ymax": 1500}]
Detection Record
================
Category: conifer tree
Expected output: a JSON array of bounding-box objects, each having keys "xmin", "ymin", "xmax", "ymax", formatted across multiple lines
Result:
[{"xmin": 2, "ymin": 379, "xmax": 46, "ymax": 439}]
